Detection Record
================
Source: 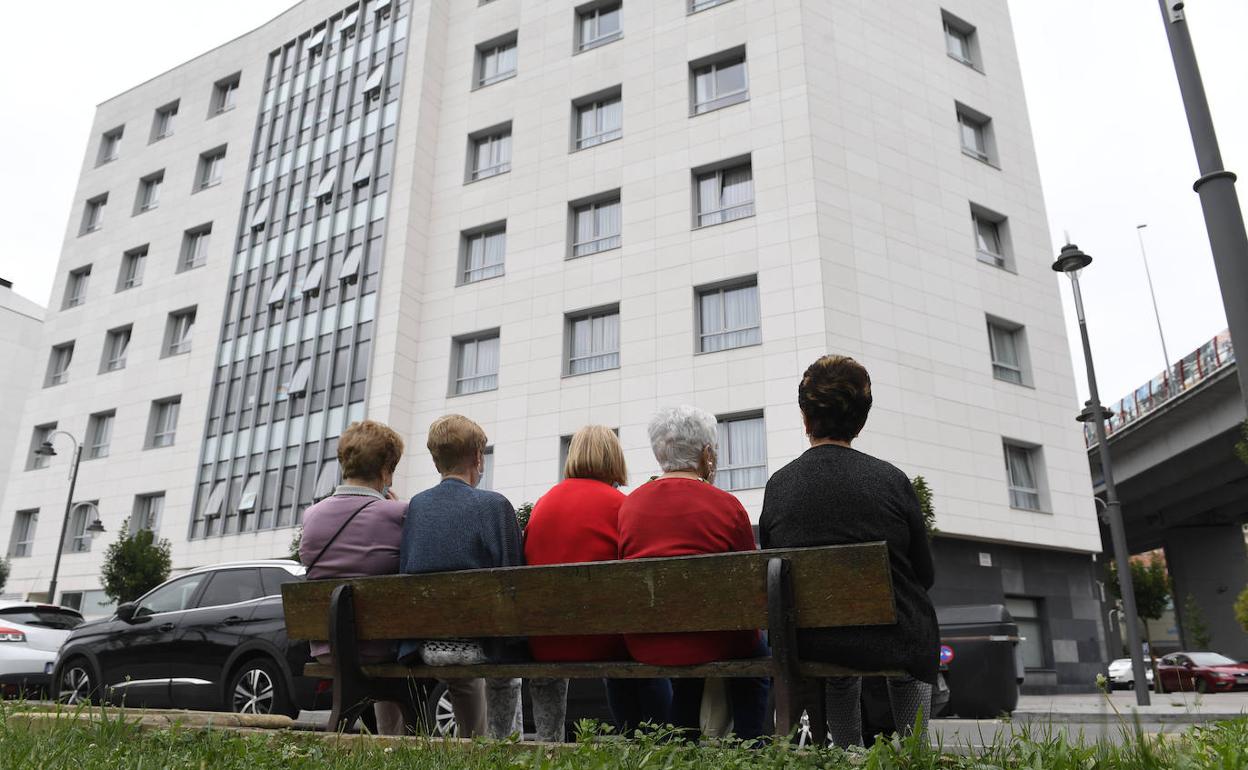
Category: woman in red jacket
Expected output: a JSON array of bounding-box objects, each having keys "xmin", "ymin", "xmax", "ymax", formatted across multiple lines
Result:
[
  {"xmin": 617, "ymin": 405, "xmax": 770, "ymax": 740},
  {"xmin": 524, "ymin": 425, "xmax": 648, "ymax": 740}
]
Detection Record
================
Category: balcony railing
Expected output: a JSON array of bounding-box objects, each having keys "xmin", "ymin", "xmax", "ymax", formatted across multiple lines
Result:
[{"xmin": 1085, "ymin": 329, "xmax": 1235, "ymax": 447}]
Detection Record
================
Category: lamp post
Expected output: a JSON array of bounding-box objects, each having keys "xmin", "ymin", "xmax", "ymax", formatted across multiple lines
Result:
[
  {"xmin": 1134, "ymin": 224, "xmax": 1173, "ymax": 393},
  {"xmin": 1053, "ymin": 243, "xmax": 1151, "ymax": 705},
  {"xmin": 33, "ymin": 433, "xmax": 105, "ymax": 605}
]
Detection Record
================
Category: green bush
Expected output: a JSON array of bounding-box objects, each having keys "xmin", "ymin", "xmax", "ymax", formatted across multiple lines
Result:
[
  {"xmin": 1236, "ymin": 584, "xmax": 1248, "ymax": 636},
  {"xmin": 99, "ymin": 522, "xmax": 172, "ymax": 605},
  {"xmin": 0, "ymin": 555, "xmax": 9, "ymax": 595}
]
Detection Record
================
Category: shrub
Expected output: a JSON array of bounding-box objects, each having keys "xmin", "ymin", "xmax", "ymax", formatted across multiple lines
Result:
[
  {"xmin": 0, "ymin": 556, "xmax": 9, "ymax": 595},
  {"xmin": 99, "ymin": 521, "xmax": 172, "ymax": 605},
  {"xmin": 1235, "ymin": 585, "xmax": 1248, "ymax": 636}
]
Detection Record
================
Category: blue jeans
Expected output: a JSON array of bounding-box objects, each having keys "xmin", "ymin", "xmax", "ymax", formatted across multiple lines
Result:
[
  {"xmin": 603, "ymin": 678, "xmax": 673, "ymax": 735},
  {"xmin": 669, "ymin": 675, "xmax": 771, "ymax": 740}
]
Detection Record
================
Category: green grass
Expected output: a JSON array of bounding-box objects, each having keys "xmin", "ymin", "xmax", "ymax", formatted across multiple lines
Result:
[{"xmin": 3, "ymin": 704, "xmax": 1248, "ymax": 770}]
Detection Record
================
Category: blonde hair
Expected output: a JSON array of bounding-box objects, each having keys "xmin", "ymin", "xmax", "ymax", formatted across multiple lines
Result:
[
  {"xmin": 338, "ymin": 420, "xmax": 405, "ymax": 481},
  {"xmin": 564, "ymin": 425, "xmax": 628, "ymax": 486},
  {"xmin": 426, "ymin": 414, "xmax": 488, "ymax": 474}
]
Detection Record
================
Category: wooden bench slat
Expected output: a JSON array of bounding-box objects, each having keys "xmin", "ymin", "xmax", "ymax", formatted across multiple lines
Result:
[
  {"xmin": 302, "ymin": 659, "xmax": 904, "ymax": 680},
  {"xmin": 283, "ymin": 544, "xmax": 895, "ymax": 641}
]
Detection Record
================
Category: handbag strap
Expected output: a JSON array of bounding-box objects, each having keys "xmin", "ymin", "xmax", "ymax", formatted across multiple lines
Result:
[{"xmin": 305, "ymin": 497, "xmax": 378, "ymax": 572}]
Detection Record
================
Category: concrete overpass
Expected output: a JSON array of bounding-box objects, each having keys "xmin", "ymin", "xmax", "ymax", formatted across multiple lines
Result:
[{"xmin": 1088, "ymin": 331, "xmax": 1248, "ymax": 659}]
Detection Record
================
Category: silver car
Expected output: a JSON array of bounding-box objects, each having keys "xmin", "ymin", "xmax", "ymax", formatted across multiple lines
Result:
[
  {"xmin": 1107, "ymin": 657, "xmax": 1155, "ymax": 690},
  {"xmin": 0, "ymin": 601, "xmax": 84, "ymax": 697}
]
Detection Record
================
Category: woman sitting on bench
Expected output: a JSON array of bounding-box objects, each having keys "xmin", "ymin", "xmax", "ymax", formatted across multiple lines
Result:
[{"xmin": 759, "ymin": 355, "xmax": 938, "ymax": 747}]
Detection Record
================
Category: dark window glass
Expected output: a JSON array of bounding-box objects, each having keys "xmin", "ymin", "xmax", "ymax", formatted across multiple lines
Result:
[{"xmin": 196, "ymin": 568, "xmax": 265, "ymax": 608}]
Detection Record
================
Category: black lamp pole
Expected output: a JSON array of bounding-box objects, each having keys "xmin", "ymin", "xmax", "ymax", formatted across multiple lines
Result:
[
  {"xmin": 36, "ymin": 433, "xmax": 84, "ymax": 605},
  {"xmin": 1053, "ymin": 243, "xmax": 1151, "ymax": 705}
]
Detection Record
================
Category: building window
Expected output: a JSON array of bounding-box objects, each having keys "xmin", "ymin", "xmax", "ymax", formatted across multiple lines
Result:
[
  {"xmin": 132, "ymin": 493, "xmax": 164, "ymax": 534},
  {"xmin": 689, "ymin": 0, "xmax": 733, "ymax": 12},
  {"xmin": 1003, "ymin": 441, "xmax": 1043, "ymax": 511},
  {"xmin": 98, "ymin": 126, "xmax": 123, "ymax": 165},
  {"xmin": 152, "ymin": 101, "xmax": 178, "ymax": 142},
  {"xmin": 46, "ymin": 342, "xmax": 74, "ymax": 387},
  {"xmin": 1005, "ymin": 597, "xmax": 1047, "ymax": 669},
  {"xmin": 468, "ymin": 124, "xmax": 512, "ymax": 181},
  {"xmin": 164, "ymin": 307, "xmax": 196, "ymax": 356},
  {"xmin": 691, "ymin": 49, "xmax": 748, "ymax": 115},
  {"xmin": 63, "ymin": 265, "xmax": 91, "ymax": 309},
  {"xmin": 135, "ymin": 171, "xmax": 164, "ymax": 213},
  {"xmin": 577, "ymin": 2, "xmax": 622, "ymax": 52},
  {"xmin": 715, "ymin": 414, "xmax": 767, "ymax": 491},
  {"xmin": 942, "ymin": 11, "xmax": 979, "ymax": 68},
  {"xmin": 27, "ymin": 423, "xmax": 56, "ymax": 470},
  {"xmin": 570, "ymin": 193, "xmax": 622, "ymax": 257},
  {"xmin": 212, "ymin": 73, "xmax": 241, "ymax": 114},
  {"xmin": 148, "ymin": 397, "xmax": 181, "ymax": 448},
  {"xmin": 8, "ymin": 509, "xmax": 37, "ymax": 558},
  {"xmin": 461, "ymin": 223, "xmax": 506, "ymax": 284},
  {"xmin": 987, "ymin": 319, "xmax": 1025, "ymax": 385},
  {"xmin": 957, "ymin": 103, "xmax": 994, "ymax": 163},
  {"xmin": 101, "ymin": 326, "xmax": 132, "ymax": 372},
  {"xmin": 567, "ymin": 306, "xmax": 620, "ymax": 375},
  {"xmin": 180, "ymin": 225, "xmax": 211, "ymax": 271},
  {"xmin": 453, "ymin": 332, "xmax": 501, "ymax": 395},
  {"xmin": 81, "ymin": 195, "xmax": 107, "ymax": 234},
  {"xmin": 475, "ymin": 34, "xmax": 518, "ymax": 88},
  {"xmin": 698, "ymin": 278, "xmax": 761, "ymax": 352},
  {"xmin": 972, "ymin": 207, "xmax": 1009, "ymax": 268},
  {"xmin": 574, "ymin": 89, "xmax": 623, "ymax": 150},
  {"xmin": 694, "ymin": 159, "xmax": 754, "ymax": 227},
  {"xmin": 118, "ymin": 246, "xmax": 147, "ymax": 291},
  {"xmin": 481, "ymin": 447, "xmax": 495, "ymax": 490},
  {"xmin": 197, "ymin": 147, "xmax": 226, "ymax": 190},
  {"xmin": 86, "ymin": 411, "xmax": 115, "ymax": 460},
  {"xmin": 67, "ymin": 503, "xmax": 97, "ymax": 553}
]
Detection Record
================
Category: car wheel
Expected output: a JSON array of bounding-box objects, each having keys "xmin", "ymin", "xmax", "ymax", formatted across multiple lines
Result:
[
  {"xmin": 1195, "ymin": 678, "xmax": 1209, "ymax": 694},
  {"xmin": 228, "ymin": 659, "xmax": 295, "ymax": 717},
  {"xmin": 56, "ymin": 658, "xmax": 98, "ymax": 706},
  {"xmin": 426, "ymin": 683, "xmax": 458, "ymax": 737}
]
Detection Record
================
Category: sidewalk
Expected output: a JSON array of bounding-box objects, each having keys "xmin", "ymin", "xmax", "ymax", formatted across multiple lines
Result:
[{"xmin": 1012, "ymin": 691, "xmax": 1248, "ymax": 724}]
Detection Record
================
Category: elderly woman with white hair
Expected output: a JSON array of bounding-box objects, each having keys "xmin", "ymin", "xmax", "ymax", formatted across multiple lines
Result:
[{"xmin": 615, "ymin": 405, "xmax": 770, "ymax": 740}]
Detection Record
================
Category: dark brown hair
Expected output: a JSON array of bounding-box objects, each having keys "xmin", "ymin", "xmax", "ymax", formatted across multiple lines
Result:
[
  {"xmin": 798, "ymin": 355, "xmax": 873, "ymax": 441},
  {"xmin": 338, "ymin": 420, "xmax": 405, "ymax": 481}
]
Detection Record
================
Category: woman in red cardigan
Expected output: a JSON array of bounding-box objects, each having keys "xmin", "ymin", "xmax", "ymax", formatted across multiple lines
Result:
[
  {"xmin": 617, "ymin": 405, "xmax": 770, "ymax": 740},
  {"xmin": 523, "ymin": 425, "xmax": 646, "ymax": 740}
]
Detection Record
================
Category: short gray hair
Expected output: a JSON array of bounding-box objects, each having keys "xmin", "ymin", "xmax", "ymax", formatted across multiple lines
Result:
[{"xmin": 648, "ymin": 405, "xmax": 718, "ymax": 473}]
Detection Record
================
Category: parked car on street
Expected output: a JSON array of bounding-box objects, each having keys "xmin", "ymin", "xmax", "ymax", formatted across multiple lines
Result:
[
  {"xmin": 1106, "ymin": 657, "xmax": 1155, "ymax": 690},
  {"xmin": 51, "ymin": 560, "xmax": 330, "ymax": 715},
  {"xmin": 1156, "ymin": 652, "xmax": 1248, "ymax": 694},
  {"xmin": 0, "ymin": 602, "xmax": 85, "ymax": 698}
]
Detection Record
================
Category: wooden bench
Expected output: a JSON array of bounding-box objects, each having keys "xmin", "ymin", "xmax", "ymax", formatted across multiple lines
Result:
[{"xmin": 281, "ymin": 543, "xmax": 900, "ymax": 738}]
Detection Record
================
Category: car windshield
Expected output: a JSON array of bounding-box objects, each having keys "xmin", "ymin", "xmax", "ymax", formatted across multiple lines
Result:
[
  {"xmin": 0, "ymin": 607, "xmax": 84, "ymax": 630},
  {"xmin": 1188, "ymin": 653, "xmax": 1237, "ymax": 666}
]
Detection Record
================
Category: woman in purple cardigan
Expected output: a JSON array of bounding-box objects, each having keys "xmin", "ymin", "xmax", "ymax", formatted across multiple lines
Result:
[{"xmin": 299, "ymin": 419, "xmax": 407, "ymax": 734}]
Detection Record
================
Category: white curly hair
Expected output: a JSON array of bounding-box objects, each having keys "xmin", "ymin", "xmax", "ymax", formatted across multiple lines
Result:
[{"xmin": 647, "ymin": 405, "xmax": 718, "ymax": 473}]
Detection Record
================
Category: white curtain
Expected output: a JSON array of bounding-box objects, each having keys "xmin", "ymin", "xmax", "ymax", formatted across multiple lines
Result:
[
  {"xmin": 578, "ymin": 104, "xmax": 597, "ymax": 144},
  {"xmin": 722, "ymin": 284, "xmax": 761, "ymax": 347},
  {"xmin": 574, "ymin": 206, "xmax": 596, "ymax": 254},
  {"xmin": 1005, "ymin": 445, "xmax": 1039, "ymax": 508},
  {"xmin": 571, "ymin": 313, "xmax": 618, "ymax": 373},
  {"xmin": 960, "ymin": 117, "xmax": 984, "ymax": 155},
  {"xmin": 989, "ymin": 324, "xmax": 1022, "ymax": 383},
  {"xmin": 700, "ymin": 291, "xmax": 725, "ymax": 351},
  {"xmin": 975, "ymin": 217, "xmax": 1001, "ymax": 255},
  {"xmin": 721, "ymin": 166, "xmax": 754, "ymax": 221},
  {"xmin": 600, "ymin": 97, "xmax": 622, "ymax": 136},
  {"xmin": 459, "ymin": 337, "xmax": 499, "ymax": 392},
  {"xmin": 715, "ymin": 417, "xmax": 766, "ymax": 491},
  {"xmin": 716, "ymin": 61, "xmax": 746, "ymax": 97},
  {"xmin": 597, "ymin": 200, "xmax": 621, "ymax": 240},
  {"xmin": 697, "ymin": 173, "xmax": 720, "ymax": 225},
  {"xmin": 695, "ymin": 67, "xmax": 714, "ymax": 106}
]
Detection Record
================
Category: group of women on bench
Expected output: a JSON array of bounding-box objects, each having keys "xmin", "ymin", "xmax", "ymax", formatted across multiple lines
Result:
[{"xmin": 300, "ymin": 354, "xmax": 937, "ymax": 747}]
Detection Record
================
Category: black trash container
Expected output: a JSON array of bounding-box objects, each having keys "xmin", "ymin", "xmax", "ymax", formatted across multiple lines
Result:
[{"xmin": 937, "ymin": 604, "xmax": 1021, "ymax": 718}]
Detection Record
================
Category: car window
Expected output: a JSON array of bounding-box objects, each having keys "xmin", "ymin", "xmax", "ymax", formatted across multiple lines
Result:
[
  {"xmin": 260, "ymin": 567, "xmax": 300, "ymax": 597},
  {"xmin": 137, "ymin": 574, "xmax": 207, "ymax": 616},
  {"xmin": 0, "ymin": 607, "xmax": 84, "ymax": 630},
  {"xmin": 196, "ymin": 569, "xmax": 265, "ymax": 608},
  {"xmin": 1187, "ymin": 652, "xmax": 1236, "ymax": 667},
  {"xmin": 1160, "ymin": 655, "xmax": 1176, "ymax": 665}
]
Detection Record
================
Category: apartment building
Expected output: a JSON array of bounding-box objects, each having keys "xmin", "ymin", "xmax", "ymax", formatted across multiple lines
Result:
[{"xmin": 0, "ymin": 0, "xmax": 1105, "ymax": 690}]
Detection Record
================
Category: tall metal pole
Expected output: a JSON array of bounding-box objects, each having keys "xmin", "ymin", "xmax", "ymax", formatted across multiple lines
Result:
[
  {"xmin": 1135, "ymin": 224, "xmax": 1173, "ymax": 391},
  {"xmin": 1157, "ymin": 1, "xmax": 1248, "ymax": 408},
  {"xmin": 1069, "ymin": 272, "xmax": 1151, "ymax": 704},
  {"xmin": 47, "ymin": 444, "xmax": 82, "ymax": 605}
]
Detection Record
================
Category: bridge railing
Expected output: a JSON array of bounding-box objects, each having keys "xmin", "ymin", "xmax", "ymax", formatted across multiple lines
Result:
[{"xmin": 1085, "ymin": 330, "xmax": 1235, "ymax": 447}]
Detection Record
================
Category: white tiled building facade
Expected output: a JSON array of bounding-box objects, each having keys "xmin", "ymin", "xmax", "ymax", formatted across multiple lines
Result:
[{"xmin": 1, "ymin": 0, "xmax": 1105, "ymax": 689}]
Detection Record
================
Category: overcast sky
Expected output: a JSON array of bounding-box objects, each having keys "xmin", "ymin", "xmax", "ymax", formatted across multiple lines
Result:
[{"xmin": 1, "ymin": 0, "xmax": 1244, "ymax": 404}]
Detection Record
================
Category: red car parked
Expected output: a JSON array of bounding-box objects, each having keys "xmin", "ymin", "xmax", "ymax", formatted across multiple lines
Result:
[{"xmin": 1156, "ymin": 652, "xmax": 1248, "ymax": 694}]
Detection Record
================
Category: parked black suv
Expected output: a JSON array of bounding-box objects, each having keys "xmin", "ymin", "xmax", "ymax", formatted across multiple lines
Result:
[{"xmin": 51, "ymin": 560, "xmax": 329, "ymax": 716}]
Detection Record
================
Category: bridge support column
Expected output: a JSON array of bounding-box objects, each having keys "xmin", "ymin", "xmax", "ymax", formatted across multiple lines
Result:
[{"xmin": 1163, "ymin": 525, "xmax": 1248, "ymax": 659}]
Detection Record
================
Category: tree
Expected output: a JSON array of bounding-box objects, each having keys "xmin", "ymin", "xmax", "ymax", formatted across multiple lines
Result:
[
  {"xmin": 515, "ymin": 502, "xmax": 534, "ymax": 532},
  {"xmin": 288, "ymin": 529, "xmax": 303, "ymax": 562},
  {"xmin": 1235, "ymin": 419, "xmax": 1248, "ymax": 467},
  {"xmin": 1108, "ymin": 552, "xmax": 1171, "ymax": 687},
  {"xmin": 1235, "ymin": 585, "xmax": 1248, "ymax": 636},
  {"xmin": 910, "ymin": 476, "xmax": 938, "ymax": 538},
  {"xmin": 0, "ymin": 556, "xmax": 9, "ymax": 595},
  {"xmin": 100, "ymin": 521, "xmax": 172, "ymax": 605},
  {"xmin": 1181, "ymin": 593, "xmax": 1213, "ymax": 650}
]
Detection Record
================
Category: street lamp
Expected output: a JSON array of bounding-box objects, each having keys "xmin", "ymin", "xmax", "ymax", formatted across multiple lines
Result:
[
  {"xmin": 33, "ymin": 433, "xmax": 105, "ymax": 605},
  {"xmin": 1053, "ymin": 243, "xmax": 1151, "ymax": 705}
]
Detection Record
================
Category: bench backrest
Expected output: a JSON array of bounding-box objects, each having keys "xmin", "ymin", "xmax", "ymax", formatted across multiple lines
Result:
[{"xmin": 282, "ymin": 543, "xmax": 895, "ymax": 643}]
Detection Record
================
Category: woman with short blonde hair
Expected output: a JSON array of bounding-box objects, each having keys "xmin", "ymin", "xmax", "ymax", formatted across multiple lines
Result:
[{"xmin": 524, "ymin": 424, "xmax": 632, "ymax": 740}]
